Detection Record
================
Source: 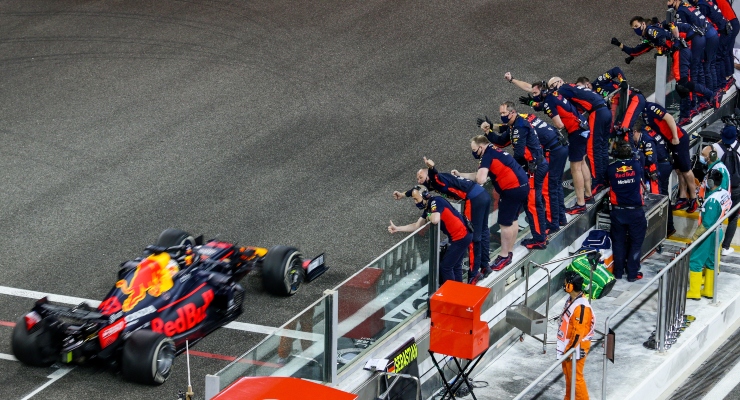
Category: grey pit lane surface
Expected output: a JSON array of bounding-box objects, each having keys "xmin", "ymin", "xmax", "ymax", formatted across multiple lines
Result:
[{"xmin": 0, "ymin": 0, "xmax": 665, "ymax": 398}]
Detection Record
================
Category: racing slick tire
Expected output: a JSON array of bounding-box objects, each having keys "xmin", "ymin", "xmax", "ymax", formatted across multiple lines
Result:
[
  {"xmin": 262, "ymin": 245, "xmax": 305, "ymax": 296},
  {"xmin": 11, "ymin": 318, "xmax": 59, "ymax": 367},
  {"xmin": 121, "ymin": 330, "xmax": 175, "ymax": 385},
  {"xmin": 156, "ymin": 228, "xmax": 195, "ymax": 248}
]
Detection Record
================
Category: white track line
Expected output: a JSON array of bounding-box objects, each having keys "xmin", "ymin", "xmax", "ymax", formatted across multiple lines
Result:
[
  {"xmin": 701, "ymin": 359, "xmax": 740, "ymax": 400},
  {"xmin": 0, "ymin": 285, "xmax": 313, "ymax": 339},
  {"xmin": 20, "ymin": 366, "xmax": 75, "ymax": 400},
  {"xmin": 0, "ymin": 353, "xmax": 17, "ymax": 361},
  {"xmin": 0, "ymin": 285, "xmax": 101, "ymax": 308}
]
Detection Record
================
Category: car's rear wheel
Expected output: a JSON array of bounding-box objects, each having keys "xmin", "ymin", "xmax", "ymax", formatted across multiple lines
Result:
[
  {"xmin": 11, "ymin": 317, "xmax": 59, "ymax": 367},
  {"xmin": 156, "ymin": 228, "xmax": 195, "ymax": 248},
  {"xmin": 121, "ymin": 330, "xmax": 175, "ymax": 385},
  {"xmin": 262, "ymin": 246, "xmax": 304, "ymax": 296}
]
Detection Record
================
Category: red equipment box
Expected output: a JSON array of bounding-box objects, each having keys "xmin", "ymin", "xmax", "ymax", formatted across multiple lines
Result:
[
  {"xmin": 338, "ymin": 267, "xmax": 384, "ymax": 339},
  {"xmin": 430, "ymin": 280, "xmax": 490, "ymax": 359}
]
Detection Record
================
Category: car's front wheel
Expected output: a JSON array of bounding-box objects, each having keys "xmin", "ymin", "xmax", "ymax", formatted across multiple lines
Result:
[
  {"xmin": 121, "ymin": 330, "xmax": 175, "ymax": 385},
  {"xmin": 156, "ymin": 228, "xmax": 195, "ymax": 249},
  {"xmin": 262, "ymin": 246, "xmax": 304, "ymax": 296}
]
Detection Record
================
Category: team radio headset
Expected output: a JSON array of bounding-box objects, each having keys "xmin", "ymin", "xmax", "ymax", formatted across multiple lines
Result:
[{"xmin": 563, "ymin": 270, "xmax": 584, "ymax": 294}]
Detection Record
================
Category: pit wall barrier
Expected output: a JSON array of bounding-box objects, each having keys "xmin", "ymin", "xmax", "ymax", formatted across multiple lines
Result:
[{"xmin": 205, "ymin": 52, "xmax": 739, "ymax": 399}]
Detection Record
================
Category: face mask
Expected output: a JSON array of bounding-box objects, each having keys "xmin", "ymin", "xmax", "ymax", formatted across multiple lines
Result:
[
  {"xmin": 415, "ymin": 201, "xmax": 425, "ymax": 210},
  {"xmin": 472, "ymin": 149, "xmax": 482, "ymax": 160},
  {"xmin": 699, "ymin": 155, "xmax": 707, "ymax": 165},
  {"xmin": 634, "ymin": 26, "xmax": 644, "ymax": 36},
  {"xmin": 501, "ymin": 114, "xmax": 511, "ymax": 124},
  {"xmin": 532, "ymin": 94, "xmax": 543, "ymax": 102}
]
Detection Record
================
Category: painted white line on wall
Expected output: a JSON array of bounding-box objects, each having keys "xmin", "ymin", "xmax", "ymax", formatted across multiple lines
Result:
[{"xmin": 20, "ymin": 366, "xmax": 75, "ymax": 400}]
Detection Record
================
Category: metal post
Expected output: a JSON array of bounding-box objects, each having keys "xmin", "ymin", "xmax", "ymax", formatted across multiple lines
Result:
[
  {"xmin": 679, "ymin": 253, "xmax": 688, "ymax": 328},
  {"xmin": 204, "ymin": 374, "xmax": 220, "ymax": 400},
  {"xmin": 428, "ymin": 224, "xmax": 440, "ymax": 299},
  {"xmin": 713, "ymin": 226, "xmax": 720, "ymax": 305},
  {"xmin": 666, "ymin": 260, "xmax": 677, "ymax": 345},
  {"xmin": 657, "ymin": 275, "xmax": 668, "ymax": 353},
  {"xmin": 322, "ymin": 289, "xmax": 338, "ymax": 383},
  {"xmin": 544, "ymin": 266, "xmax": 551, "ymax": 354},
  {"xmin": 655, "ymin": 55, "xmax": 668, "ymax": 107},
  {"xmin": 571, "ymin": 344, "xmax": 578, "ymax": 400},
  {"xmin": 601, "ymin": 316, "xmax": 610, "ymax": 400},
  {"xmin": 525, "ymin": 261, "xmax": 532, "ymax": 308}
]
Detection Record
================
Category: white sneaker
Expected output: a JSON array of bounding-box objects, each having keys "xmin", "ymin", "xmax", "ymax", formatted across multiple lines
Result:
[{"xmin": 722, "ymin": 247, "xmax": 735, "ymax": 256}]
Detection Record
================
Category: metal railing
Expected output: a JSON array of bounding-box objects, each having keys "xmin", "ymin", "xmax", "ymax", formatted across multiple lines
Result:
[
  {"xmin": 206, "ymin": 222, "xmax": 438, "ymax": 397},
  {"xmin": 512, "ymin": 345, "xmax": 580, "ymax": 400},
  {"xmin": 599, "ymin": 201, "xmax": 740, "ymax": 400},
  {"xmin": 511, "ymin": 250, "xmax": 599, "ymax": 354}
]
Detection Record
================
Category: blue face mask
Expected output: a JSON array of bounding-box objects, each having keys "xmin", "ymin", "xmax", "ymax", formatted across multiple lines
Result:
[
  {"xmin": 699, "ymin": 155, "xmax": 707, "ymax": 165},
  {"xmin": 634, "ymin": 26, "xmax": 644, "ymax": 36},
  {"xmin": 472, "ymin": 150, "xmax": 482, "ymax": 160},
  {"xmin": 415, "ymin": 201, "xmax": 426, "ymax": 210},
  {"xmin": 501, "ymin": 113, "xmax": 511, "ymax": 124}
]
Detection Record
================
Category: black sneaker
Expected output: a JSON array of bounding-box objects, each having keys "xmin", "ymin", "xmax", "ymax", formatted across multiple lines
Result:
[
  {"xmin": 672, "ymin": 198, "xmax": 689, "ymax": 210},
  {"xmin": 526, "ymin": 241, "xmax": 547, "ymax": 250},
  {"xmin": 565, "ymin": 204, "xmax": 586, "ymax": 215},
  {"xmin": 467, "ymin": 271, "xmax": 483, "ymax": 285},
  {"xmin": 628, "ymin": 272, "xmax": 644, "ymax": 282},
  {"xmin": 491, "ymin": 252, "xmax": 513, "ymax": 271}
]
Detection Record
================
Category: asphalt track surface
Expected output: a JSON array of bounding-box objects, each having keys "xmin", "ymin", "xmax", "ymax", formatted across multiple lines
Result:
[{"xmin": 0, "ymin": 0, "xmax": 667, "ymax": 398}]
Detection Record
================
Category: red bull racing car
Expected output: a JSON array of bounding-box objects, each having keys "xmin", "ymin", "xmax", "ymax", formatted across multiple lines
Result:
[{"xmin": 11, "ymin": 229, "xmax": 327, "ymax": 385}]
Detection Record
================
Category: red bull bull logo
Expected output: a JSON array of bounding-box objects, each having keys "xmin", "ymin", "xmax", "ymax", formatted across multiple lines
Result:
[
  {"xmin": 615, "ymin": 165, "xmax": 636, "ymax": 179},
  {"xmin": 115, "ymin": 252, "xmax": 175, "ymax": 312}
]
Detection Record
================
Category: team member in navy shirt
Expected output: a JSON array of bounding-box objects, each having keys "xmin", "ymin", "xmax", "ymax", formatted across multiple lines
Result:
[
  {"xmin": 548, "ymin": 77, "xmax": 611, "ymax": 194},
  {"xmin": 642, "ymin": 101, "xmax": 699, "ymax": 212},
  {"xmin": 613, "ymin": 17, "xmax": 715, "ymax": 125},
  {"xmin": 524, "ymin": 113, "xmax": 568, "ymax": 231},
  {"xmin": 388, "ymin": 187, "xmax": 472, "ymax": 285},
  {"xmin": 539, "ymin": 83, "xmax": 593, "ymax": 215},
  {"xmin": 479, "ymin": 112, "xmax": 566, "ymax": 232},
  {"xmin": 670, "ymin": 0, "xmax": 719, "ymax": 94},
  {"xmin": 715, "ymin": 0, "xmax": 739, "ymax": 90},
  {"xmin": 691, "ymin": 0, "xmax": 728, "ymax": 92},
  {"xmin": 453, "ymin": 136, "xmax": 530, "ymax": 271},
  {"xmin": 393, "ymin": 157, "xmax": 493, "ymax": 283},
  {"xmin": 643, "ymin": 125, "xmax": 677, "ymax": 235},
  {"xmin": 490, "ymin": 102, "xmax": 549, "ymax": 249},
  {"xmin": 608, "ymin": 139, "xmax": 647, "ymax": 282}
]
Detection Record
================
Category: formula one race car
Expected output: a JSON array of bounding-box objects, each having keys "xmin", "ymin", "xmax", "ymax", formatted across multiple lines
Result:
[{"xmin": 11, "ymin": 228, "xmax": 327, "ymax": 385}]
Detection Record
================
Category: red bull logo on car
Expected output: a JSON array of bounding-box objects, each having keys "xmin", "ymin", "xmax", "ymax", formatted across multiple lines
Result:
[
  {"xmin": 115, "ymin": 252, "xmax": 175, "ymax": 312},
  {"xmin": 151, "ymin": 289, "xmax": 214, "ymax": 336}
]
